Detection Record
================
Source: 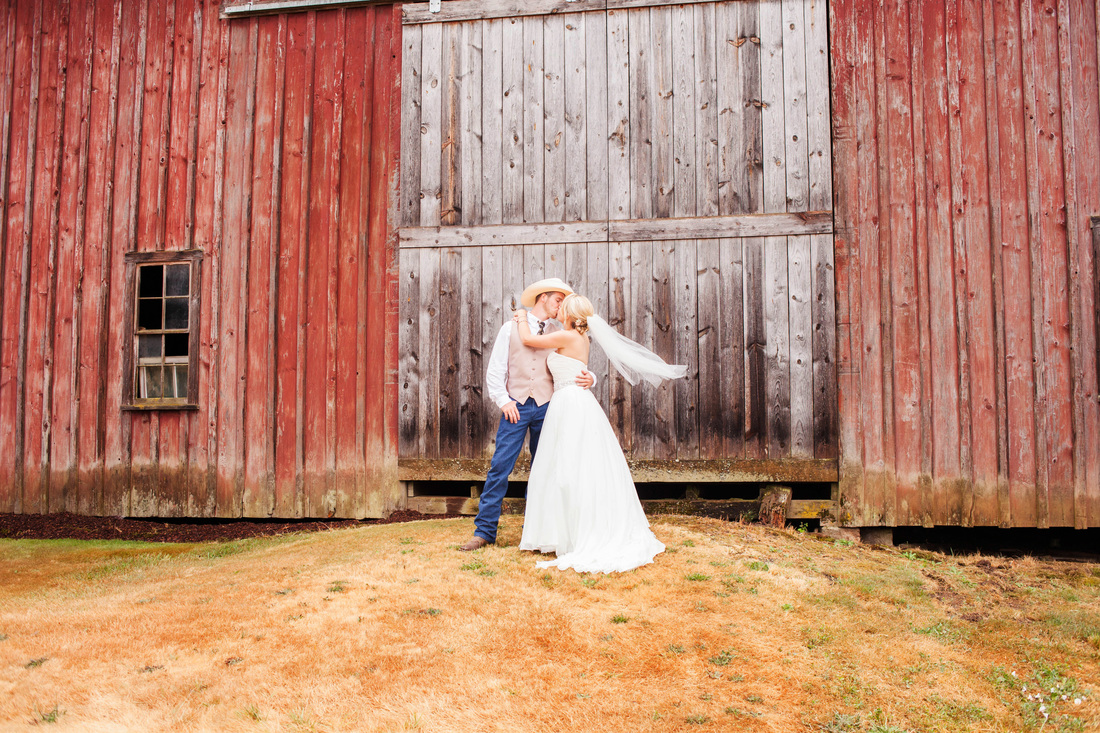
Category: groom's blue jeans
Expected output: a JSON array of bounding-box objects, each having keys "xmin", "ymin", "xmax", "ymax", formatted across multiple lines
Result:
[{"xmin": 474, "ymin": 397, "xmax": 548, "ymax": 543}]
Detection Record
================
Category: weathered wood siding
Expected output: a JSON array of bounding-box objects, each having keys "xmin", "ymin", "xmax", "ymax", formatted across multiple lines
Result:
[
  {"xmin": 831, "ymin": 0, "xmax": 1100, "ymax": 527},
  {"xmin": 0, "ymin": 0, "xmax": 403, "ymax": 518},
  {"xmin": 398, "ymin": 0, "xmax": 838, "ymax": 481}
]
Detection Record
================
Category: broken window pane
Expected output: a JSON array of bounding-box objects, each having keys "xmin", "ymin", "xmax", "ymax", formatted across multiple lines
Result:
[
  {"xmin": 138, "ymin": 334, "xmax": 162, "ymax": 359},
  {"xmin": 165, "ymin": 264, "xmax": 189, "ymax": 297}
]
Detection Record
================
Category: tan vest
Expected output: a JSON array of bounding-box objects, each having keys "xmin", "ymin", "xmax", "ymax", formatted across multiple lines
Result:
[{"xmin": 507, "ymin": 320, "xmax": 558, "ymax": 406}]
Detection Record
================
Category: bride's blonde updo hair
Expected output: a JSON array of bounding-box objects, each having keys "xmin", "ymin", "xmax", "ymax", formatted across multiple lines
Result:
[{"xmin": 560, "ymin": 293, "xmax": 594, "ymax": 335}]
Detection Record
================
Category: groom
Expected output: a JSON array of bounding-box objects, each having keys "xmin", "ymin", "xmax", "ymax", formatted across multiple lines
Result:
[{"xmin": 459, "ymin": 278, "xmax": 594, "ymax": 551}]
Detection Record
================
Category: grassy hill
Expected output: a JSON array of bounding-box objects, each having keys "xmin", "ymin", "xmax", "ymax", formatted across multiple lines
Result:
[{"xmin": 0, "ymin": 515, "xmax": 1096, "ymax": 732}]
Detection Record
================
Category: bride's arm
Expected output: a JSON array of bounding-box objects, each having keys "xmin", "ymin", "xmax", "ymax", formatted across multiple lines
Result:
[{"xmin": 514, "ymin": 313, "xmax": 573, "ymax": 349}]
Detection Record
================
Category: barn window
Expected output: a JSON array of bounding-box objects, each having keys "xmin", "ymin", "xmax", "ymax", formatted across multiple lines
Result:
[{"xmin": 123, "ymin": 251, "xmax": 203, "ymax": 410}]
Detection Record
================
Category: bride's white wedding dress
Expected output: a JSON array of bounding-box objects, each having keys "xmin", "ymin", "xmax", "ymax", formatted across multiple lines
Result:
[{"xmin": 519, "ymin": 352, "xmax": 665, "ymax": 573}]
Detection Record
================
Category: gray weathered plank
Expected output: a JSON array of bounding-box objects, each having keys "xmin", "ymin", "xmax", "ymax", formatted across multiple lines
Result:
[
  {"xmin": 628, "ymin": 7, "xmax": 653, "ymax": 220},
  {"xmin": 744, "ymin": 234, "xmax": 766, "ymax": 459},
  {"xmin": 765, "ymin": 235, "xmax": 791, "ymax": 456},
  {"xmin": 403, "ymin": 0, "xmax": 606, "ymax": 25},
  {"xmin": 653, "ymin": 238, "xmax": 675, "ymax": 459},
  {"xmin": 523, "ymin": 15, "xmax": 544, "ymax": 222},
  {"xmin": 720, "ymin": 235, "xmax": 746, "ymax": 457},
  {"xmin": 501, "ymin": 17, "xmax": 524, "ymax": 224},
  {"xmin": 482, "ymin": 18, "xmax": 504, "ymax": 224},
  {"xmin": 672, "ymin": 3, "xmax": 696, "ymax": 218},
  {"xmin": 438, "ymin": 247, "xmax": 461, "ymax": 455},
  {"xmin": 587, "ymin": 240, "xmax": 610, "ymax": 408},
  {"xmin": 584, "ymin": 10, "xmax": 609, "ymax": 221},
  {"xmin": 697, "ymin": 238, "xmax": 723, "ymax": 458},
  {"xmin": 608, "ymin": 210, "xmax": 831, "ymax": 240},
  {"xmin": 607, "ymin": 7, "xmax": 630, "ymax": 221},
  {"xmin": 805, "ymin": 0, "xmax": 831, "ymax": 211},
  {"xmin": 650, "ymin": 5, "xmax": 674, "ymax": 219},
  {"xmin": 460, "ymin": 245, "xmax": 484, "ymax": 456},
  {"xmin": 694, "ymin": 2, "xmax": 719, "ymax": 218},
  {"xmin": 630, "ymin": 238, "xmax": 656, "ymax": 458},
  {"xmin": 480, "ymin": 242, "xmax": 503, "ymax": 456},
  {"xmin": 674, "ymin": 237, "xmax": 699, "ymax": 456},
  {"xmin": 417, "ymin": 248, "xmax": 440, "ymax": 457},
  {"xmin": 440, "ymin": 21, "xmax": 462, "ymax": 226},
  {"xmin": 400, "ymin": 221, "xmax": 609, "ymax": 248},
  {"xmin": 759, "ymin": 0, "xmax": 785, "ymax": 213},
  {"xmin": 543, "ymin": 14, "xmax": 566, "ymax": 223},
  {"xmin": 608, "ymin": 239, "xmax": 632, "ymax": 448},
  {"xmin": 399, "ymin": 248, "xmax": 420, "ymax": 456},
  {"xmin": 419, "ymin": 21, "xmax": 443, "ymax": 225},
  {"xmin": 564, "ymin": 13, "xmax": 587, "ymax": 222},
  {"xmin": 812, "ymin": 231, "xmax": 837, "ymax": 459},
  {"xmin": 781, "ymin": 0, "xmax": 808, "ymax": 212},
  {"xmin": 789, "ymin": 233, "xmax": 813, "ymax": 457},
  {"xmin": 461, "ymin": 20, "xmax": 483, "ymax": 226},
  {"xmin": 400, "ymin": 23, "xmax": 422, "ymax": 227}
]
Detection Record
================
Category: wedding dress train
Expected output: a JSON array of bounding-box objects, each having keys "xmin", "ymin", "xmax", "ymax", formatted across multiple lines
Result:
[{"xmin": 519, "ymin": 352, "xmax": 665, "ymax": 573}]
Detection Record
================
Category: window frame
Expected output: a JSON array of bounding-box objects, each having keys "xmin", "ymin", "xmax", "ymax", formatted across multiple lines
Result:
[{"xmin": 122, "ymin": 249, "xmax": 204, "ymax": 411}]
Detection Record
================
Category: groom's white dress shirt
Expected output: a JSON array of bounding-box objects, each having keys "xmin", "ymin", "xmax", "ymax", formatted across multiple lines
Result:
[{"xmin": 485, "ymin": 312, "xmax": 548, "ymax": 409}]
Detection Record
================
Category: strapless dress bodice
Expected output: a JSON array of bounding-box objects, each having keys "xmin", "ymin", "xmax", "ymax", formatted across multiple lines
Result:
[{"xmin": 547, "ymin": 352, "xmax": 587, "ymax": 390}]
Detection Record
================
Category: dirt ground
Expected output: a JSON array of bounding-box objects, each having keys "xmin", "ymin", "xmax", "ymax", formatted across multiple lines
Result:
[{"xmin": 0, "ymin": 510, "xmax": 460, "ymax": 543}]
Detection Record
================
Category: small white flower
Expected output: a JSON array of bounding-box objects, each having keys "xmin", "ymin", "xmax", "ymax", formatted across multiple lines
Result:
[
  {"xmin": 1062, "ymin": 695, "xmax": 1068, "ymax": 700},
  {"xmin": 1012, "ymin": 671, "xmax": 1018, "ymax": 677},
  {"xmin": 1039, "ymin": 705, "xmax": 1046, "ymax": 713},
  {"xmin": 1022, "ymin": 686, "xmax": 1027, "ymax": 692},
  {"xmin": 1075, "ymin": 698, "xmax": 1082, "ymax": 705}
]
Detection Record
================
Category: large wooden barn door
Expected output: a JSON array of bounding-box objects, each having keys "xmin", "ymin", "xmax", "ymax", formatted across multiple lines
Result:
[{"xmin": 397, "ymin": 0, "xmax": 837, "ymax": 484}]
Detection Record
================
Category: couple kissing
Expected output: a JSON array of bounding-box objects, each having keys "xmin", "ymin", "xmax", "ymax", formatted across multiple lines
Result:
[{"xmin": 459, "ymin": 277, "xmax": 687, "ymax": 574}]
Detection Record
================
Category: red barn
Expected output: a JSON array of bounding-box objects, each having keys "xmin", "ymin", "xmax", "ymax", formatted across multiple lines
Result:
[{"xmin": 0, "ymin": 0, "xmax": 1097, "ymax": 529}]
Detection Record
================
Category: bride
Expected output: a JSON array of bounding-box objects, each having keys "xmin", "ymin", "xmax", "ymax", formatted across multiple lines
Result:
[{"xmin": 511, "ymin": 293, "xmax": 686, "ymax": 573}]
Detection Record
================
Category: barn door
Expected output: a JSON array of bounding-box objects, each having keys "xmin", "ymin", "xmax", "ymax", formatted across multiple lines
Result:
[{"xmin": 397, "ymin": 0, "xmax": 837, "ymax": 483}]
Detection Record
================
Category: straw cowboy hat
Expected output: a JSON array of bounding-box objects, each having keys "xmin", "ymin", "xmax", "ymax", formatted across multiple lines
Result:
[{"xmin": 520, "ymin": 277, "xmax": 574, "ymax": 308}]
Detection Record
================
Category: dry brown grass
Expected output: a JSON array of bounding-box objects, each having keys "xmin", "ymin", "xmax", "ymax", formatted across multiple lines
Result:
[{"xmin": 1, "ymin": 516, "xmax": 1097, "ymax": 733}]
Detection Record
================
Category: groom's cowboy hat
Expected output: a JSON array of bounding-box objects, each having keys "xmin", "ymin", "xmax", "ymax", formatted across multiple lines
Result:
[{"xmin": 520, "ymin": 277, "xmax": 574, "ymax": 308}]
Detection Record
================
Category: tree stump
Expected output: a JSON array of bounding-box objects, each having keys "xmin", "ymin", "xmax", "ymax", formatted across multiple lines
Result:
[{"xmin": 759, "ymin": 486, "xmax": 792, "ymax": 528}]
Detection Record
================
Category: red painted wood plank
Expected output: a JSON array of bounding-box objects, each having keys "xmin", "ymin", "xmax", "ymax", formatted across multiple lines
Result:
[
  {"xmin": 376, "ymin": 3, "xmax": 403, "ymax": 515},
  {"xmin": 303, "ymin": 10, "xmax": 341, "ymax": 517},
  {"xmin": 188, "ymin": 0, "xmax": 224, "ymax": 517},
  {"xmin": 979, "ymin": 0, "xmax": 1011, "ymax": 528},
  {"xmin": 906, "ymin": 0, "xmax": 933, "ymax": 525},
  {"xmin": 76, "ymin": 0, "xmax": 124, "ymax": 516},
  {"xmin": 51, "ymin": 0, "xmax": 97, "ymax": 514},
  {"xmin": 828, "ymin": 0, "xmax": 864, "ymax": 522},
  {"xmin": 273, "ymin": 11, "xmax": 314, "ymax": 518},
  {"xmin": 153, "ymin": 0, "xmax": 198, "ymax": 517},
  {"xmin": 126, "ymin": 0, "xmax": 160, "ymax": 518},
  {"xmin": 944, "ymin": 0, "xmax": 976, "ymax": 525},
  {"xmin": 204, "ymin": 1, "xmax": 232, "ymax": 517},
  {"xmin": 216, "ymin": 18, "xmax": 257, "ymax": 517},
  {"xmin": 956, "ymin": 0, "xmax": 999, "ymax": 526},
  {"xmin": 24, "ymin": 0, "xmax": 67, "ymax": 515},
  {"xmin": 165, "ymin": 0, "xmax": 198, "ymax": 253},
  {"xmin": 136, "ymin": 0, "xmax": 168, "ymax": 254},
  {"xmin": 1027, "ymin": 0, "xmax": 1074, "ymax": 526},
  {"xmin": 1065, "ymin": 0, "xmax": 1100, "ymax": 527},
  {"xmin": 242, "ymin": 14, "xmax": 284, "ymax": 518},
  {"xmin": 990, "ymin": 0, "xmax": 1039, "ymax": 527},
  {"xmin": 883, "ymin": 0, "xmax": 921, "ymax": 525},
  {"xmin": 356, "ymin": 5, "xmax": 381, "ymax": 517},
  {"xmin": 868, "ymin": 0, "xmax": 894, "ymax": 526},
  {"xmin": 102, "ymin": 0, "xmax": 148, "ymax": 517},
  {"xmin": 0, "ymin": 0, "xmax": 18, "ymax": 513},
  {"xmin": 853, "ymin": 0, "xmax": 885, "ymax": 525},
  {"xmin": 1056, "ymin": 0, "xmax": 1097, "ymax": 530},
  {"xmin": 335, "ymin": 7, "xmax": 366, "ymax": 518}
]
